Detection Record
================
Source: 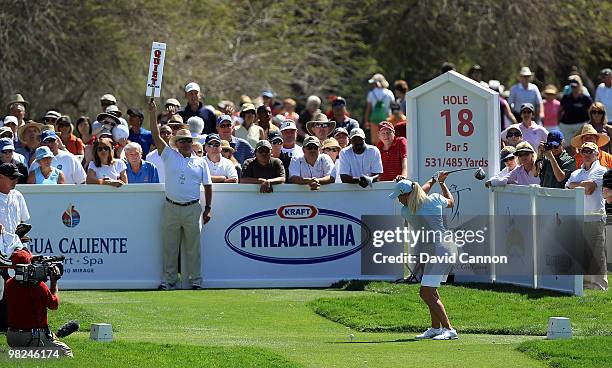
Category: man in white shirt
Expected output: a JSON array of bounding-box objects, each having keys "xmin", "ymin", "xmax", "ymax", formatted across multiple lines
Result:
[
  {"xmin": 149, "ymin": 100, "xmax": 212, "ymax": 290},
  {"xmin": 565, "ymin": 142, "xmax": 608, "ymax": 290},
  {"xmin": 145, "ymin": 125, "xmax": 172, "ymax": 183},
  {"xmin": 339, "ymin": 128, "xmax": 383, "ymax": 188},
  {"xmin": 595, "ymin": 68, "xmax": 612, "ymax": 123},
  {"xmin": 28, "ymin": 131, "xmax": 86, "ymax": 184},
  {"xmin": 203, "ymin": 134, "xmax": 237, "ymax": 183},
  {"xmin": 279, "ymin": 120, "xmax": 303, "ymax": 158},
  {"xmin": 288, "ymin": 136, "xmax": 334, "ymax": 190}
]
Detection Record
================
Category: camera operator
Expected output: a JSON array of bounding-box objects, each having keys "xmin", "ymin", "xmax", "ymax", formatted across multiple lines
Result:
[
  {"xmin": 537, "ymin": 131, "xmax": 576, "ymax": 188},
  {"xmin": 0, "ymin": 162, "xmax": 30, "ymax": 332},
  {"xmin": 4, "ymin": 249, "xmax": 73, "ymax": 357}
]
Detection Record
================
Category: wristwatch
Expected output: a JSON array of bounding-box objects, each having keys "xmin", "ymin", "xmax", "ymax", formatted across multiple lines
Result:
[{"xmin": 204, "ymin": 205, "xmax": 211, "ymax": 210}]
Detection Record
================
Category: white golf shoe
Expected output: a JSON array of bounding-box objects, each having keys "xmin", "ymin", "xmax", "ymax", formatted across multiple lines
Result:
[
  {"xmin": 415, "ymin": 327, "xmax": 442, "ymax": 339},
  {"xmin": 431, "ymin": 328, "xmax": 458, "ymax": 340}
]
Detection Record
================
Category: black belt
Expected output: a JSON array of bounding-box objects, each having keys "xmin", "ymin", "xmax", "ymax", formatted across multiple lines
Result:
[
  {"xmin": 165, "ymin": 197, "xmax": 199, "ymax": 206},
  {"xmin": 8, "ymin": 327, "xmax": 46, "ymax": 333}
]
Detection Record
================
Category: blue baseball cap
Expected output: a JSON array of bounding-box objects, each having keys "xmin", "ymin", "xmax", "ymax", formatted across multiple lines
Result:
[
  {"xmin": 35, "ymin": 146, "xmax": 54, "ymax": 161},
  {"xmin": 0, "ymin": 137, "xmax": 14, "ymax": 151},
  {"xmin": 40, "ymin": 130, "xmax": 59, "ymax": 142},
  {"xmin": 547, "ymin": 130, "xmax": 564, "ymax": 147},
  {"xmin": 216, "ymin": 115, "xmax": 232, "ymax": 126},
  {"xmin": 262, "ymin": 91, "xmax": 274, "ymax": 98},
  {"xmin": 205, "ymin": 134, "xmax": 221, "ymax": 145},
  {"xmin": 389, "ymin": 180, "xmax": 414, "ymax": 198}
]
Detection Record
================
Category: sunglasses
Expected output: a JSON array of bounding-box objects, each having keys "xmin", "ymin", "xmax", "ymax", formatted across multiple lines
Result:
[
  {"xmin": 502, "ymin": 156, "xmax": 515, "ymax": 162},
  {"xmin": 194, "ymin": 150, "xmax": 203, "ymax": 154},
  {"xmin": 176, "ymin": 138, "xmax": 192, "ymax": 144},
  {"xmin": 43, "ymin": 118, "xmax": 57, "ymax": 123},
  {"xmin": 256, "ymin": 147, "xmax": 270, "ymax": 153},
  {"xmin": 222, "ymin": 149, "xmax": 232, "ymax": 153},
  {"xmin": 516, "ymin": 152, "xmax": 532, "ymax": 157},
  {"xmin": 97, "ymin": 146, "xmax": 110, "ymax": 152},
  {"xmin": 271, "ymin": 140, "xmax": 283, "ymax": 145},
  {"xmin": 305, "ymin": 144, "xmax": 319, "ymax": 150},
  {"xmin": 323, "ymin": 148, "xmax": 339, "ymax": 152},
  {"xmin": 42, "ymin": 139, "xmax": 57, "ymax": 144},
  {"xmin": 520, "ymin": 110, "xmax": 533, "ymax": 114},
  {"xmin": 169, "ymin": 124, "xmax": 182, "ymax": 130},
  {"xmin": 506, "ymin": 132, "xmax": 522, "ymax": 138},
  {"xmin": 218, "ymin": 124, "xmax": 232, "ymax": 129},
  {"xmin": 581, "ymin": 148, "xmax": 596, "ymax": 155},
  {"xmin": 1, "ymin": 150, "xmax": 13, "ymax": 154},
  {"xmin": 58, "ymin": 122, "xmax": 71, "ymax": 127},
  {"xmin": 314, "ymin": 123, "xmax": 330, "ymax": 128},
  {"xmin": 207, "ymin": 143, "xmax": 220, "ymax": 148},
  {"xmin": 591, "ymin": 111, "xmax": 604, "ymax": 115},
  {"xmin": 160, "ymin": 131, "xmax": 172, "ymax": 136},
  {"xmin": 104, "ymin": 120, "xmax": 118, "ymax": 126}
]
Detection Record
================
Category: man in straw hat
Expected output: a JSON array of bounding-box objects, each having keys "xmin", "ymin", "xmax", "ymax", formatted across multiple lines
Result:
[
  {"xmin": 572, "ymin": 124, "xmax": 612, "ymax": 168},
  {"xmin": 306, "ymin": 112, "xmax": 336, "ymax": 142},
  {"xmin": 148, "ymin": 100, "xmax": 212, "ymax": 291},
  {"xmin": 508, "ymin": 67, "xmax": 544, "ymax": 123},
  {"xmin": 566, "ymin": 141, "xmax": 608, "ymax": 290},
  {"xmin": 15, "ymin": 121, "xmax": 44, "ymax": 165},
  {"xmin": 6, "ymin": 94, "xmax": 29, "ymax": 129}
]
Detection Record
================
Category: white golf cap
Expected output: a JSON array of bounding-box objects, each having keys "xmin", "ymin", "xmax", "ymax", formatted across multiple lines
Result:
[
  {"xmin": 185, "ymin": 82, "xmax": 201, "ymax": 93},
  {"xmin": 349, "ymin": 128, "xmax": 366, "ymax": 139},
  {"xmin": 3, "ymin": 116, "xmax": 18, "ymax": 126},
  {"xmin": 280, "ymin": 120, "xmax": 297, "ymax": 131}
]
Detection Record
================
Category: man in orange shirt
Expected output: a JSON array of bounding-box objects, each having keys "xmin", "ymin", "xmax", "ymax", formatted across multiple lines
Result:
[{"xmin": 572, "ymin": 124, "xmax": 612, "ymax": 168}]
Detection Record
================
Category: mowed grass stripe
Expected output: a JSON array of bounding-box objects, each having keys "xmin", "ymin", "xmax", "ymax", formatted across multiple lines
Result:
[{"xmin": 309, "ymin": 282, "xmax": 612, "ymax": 336}]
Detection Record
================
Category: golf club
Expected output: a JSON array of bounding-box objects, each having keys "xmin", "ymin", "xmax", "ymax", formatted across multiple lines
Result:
[{"xmin": 436, "ymin": 167, "xmax": 486, "ymax": 180}]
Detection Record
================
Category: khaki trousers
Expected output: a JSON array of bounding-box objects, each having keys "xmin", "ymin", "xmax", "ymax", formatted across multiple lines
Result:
[
  {"xmin": 7, "ymin": 329, "xmax": 73, "ymax": 357},
  {"xmin": 583, "ymin": 220, "xmax": 608, "ymax": 291},
  {"xmin": 162, "ymin": 201, "xmax": 202, "ymax": 286}
]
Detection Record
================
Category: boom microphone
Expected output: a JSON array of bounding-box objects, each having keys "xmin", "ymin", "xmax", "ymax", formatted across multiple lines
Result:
[{"xmin": 56, "ymin": 320, "xmax": 80, "ymax": 338}]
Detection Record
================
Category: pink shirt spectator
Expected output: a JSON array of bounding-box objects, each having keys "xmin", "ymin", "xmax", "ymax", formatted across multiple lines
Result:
[
  {"xmin": 543, "ymin": 99, "xmax": 560, "ymax": 128},
  {"xmin": 490, "ymin": 165, "xmax": 541, "ymax": 186}
]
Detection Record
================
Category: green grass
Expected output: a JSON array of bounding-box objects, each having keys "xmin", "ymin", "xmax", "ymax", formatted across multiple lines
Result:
[
  {"xmin": 0, "ymin": 339, "xmax": 301, "ymax": 367},
  {"xmin": 309, "ymin": 282, "xmax": 612, "ymax": 336},
  {"xmin": 517, "ymin": 336, "xmax": 612, "ymax": 368},
  {"xmin": 0, "ymin": 289, "xmax": 547, "ymax": 368}
]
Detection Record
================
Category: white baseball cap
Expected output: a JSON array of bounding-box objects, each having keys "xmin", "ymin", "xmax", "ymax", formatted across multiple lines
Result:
[
  {"xmin": 185, "ymin": 82, "xmax": 201, "ymax": 93},
  {"xmin": 280, "ymin": 120, "xmax": 297, "ymax": 131},
  {"xmin": 349, "ymin": 128, "xmax": 366, "ymax": 139}
]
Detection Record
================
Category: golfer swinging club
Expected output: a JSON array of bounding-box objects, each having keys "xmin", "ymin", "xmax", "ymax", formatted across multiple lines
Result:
[{"xmin": 389, "ymin": 171, "xmax": 458, "ymax": 340}]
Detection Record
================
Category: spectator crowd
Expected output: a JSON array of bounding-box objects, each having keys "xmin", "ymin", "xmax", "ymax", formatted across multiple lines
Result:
[{"xmin": 2, "ymin": 64, "xmax": 611, "ymax": 290}]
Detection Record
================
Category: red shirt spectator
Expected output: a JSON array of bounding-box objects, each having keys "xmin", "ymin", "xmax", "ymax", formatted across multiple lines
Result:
[{"xmin": 377, "ymin": 121, "xmax": 407, "ymax": 181}]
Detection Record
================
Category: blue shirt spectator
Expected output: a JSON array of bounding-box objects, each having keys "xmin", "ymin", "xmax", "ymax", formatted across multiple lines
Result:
[
  {"xmin": 127, "ymin": 109, "xmax": 155, "ymax": 157},
  {"xmin": 178, "ymin": 83, "xmax": 217, "ymax": 134},
  {"xmin": 215, "ymin": 114, "xmax": 254, "ymax": 165},
  {"xmin": 124, "ymin": 142, "xmax": 159, "ymax": 183}
]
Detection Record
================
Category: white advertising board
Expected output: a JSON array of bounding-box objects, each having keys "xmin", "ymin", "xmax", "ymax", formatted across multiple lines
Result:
[
  {"xmin": 17, "ymin": 183, "xmax": 398, "ymax": 289},
  {"xmin": 19, "ymin": 184, "xmax": 165, "ymax": 289}
]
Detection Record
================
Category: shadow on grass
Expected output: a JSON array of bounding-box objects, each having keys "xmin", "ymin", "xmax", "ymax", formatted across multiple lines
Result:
[
  {"xmin": 330, "ymin": 338, "xmax": 419, "ymax": 344},
  {"xmin": 447, "ymin": 282, "xmax": 569, "ymax": 299}
]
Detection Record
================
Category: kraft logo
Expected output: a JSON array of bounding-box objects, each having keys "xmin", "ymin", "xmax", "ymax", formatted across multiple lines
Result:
[
  {"xmin": 224, "ymin": 206, "xmax": 371, "ymax": 264},
  {"xmin": 277, "ymin": 205, "xmax": 318, "ymax": 219},
  {"xmin": 62, "ymin": 205, "xmax": 80, "ymax": 228}
]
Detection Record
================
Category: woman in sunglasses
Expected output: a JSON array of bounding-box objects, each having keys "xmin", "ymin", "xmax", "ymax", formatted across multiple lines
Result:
[
  {"xmin": 488, "ymin": 141, "xmax": 540, "ymax": 186},
  {"xmin": 485, "ymin": 146, "xmax": 517, "ymax": 188},
  {"xmin": 85, "ymin": 139, "xmax": 127, "ymax": 187},
  {"xmin": 321, "ymin": 137, "xmax": 342, "ymax": 183},
  {"xmin": 587, "ymin": 103, "xmax": 611, "ymax": 152},
  {"xmin": 56, "ymin": 116, "xmax": 84, "ymax": 155},
  {"xmin": 501, "ymin": 125, "xmax": 524, "ymax": 147}
]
